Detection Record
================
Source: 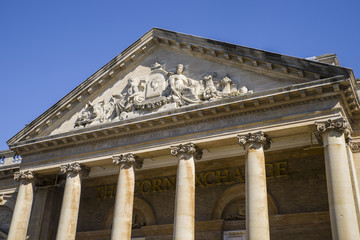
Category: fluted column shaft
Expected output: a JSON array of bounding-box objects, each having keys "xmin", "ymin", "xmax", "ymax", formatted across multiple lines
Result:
[
  {"xmin": 238, "ymin": 132, "xmax": 270, "ymax": 240},
  {"xmin": 56, "ymin": 162, "xmax": 89, "ymax": 240},
  {"xmin": 111, "ymin": 154, "xmax": 143, "ymax": 240},
  {"xmin": 8, "ymin": 171, "xmax": 35, "ymax": 240},
  {"xmin": 316, "ymin": 118, "xmax": 360, "ymax": 240},
  {"xmin": 171, "ymin": 143, "xmax": 202, "ymax": 240}
]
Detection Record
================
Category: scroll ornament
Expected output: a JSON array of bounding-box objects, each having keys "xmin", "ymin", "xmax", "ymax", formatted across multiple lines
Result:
[
  {"xmin": 112, "ymin": 153, "xmax": 143, "ymax": 169},
  {"xmin": 237, "ymin": 132, "xmax": 271, "ymax": 150},
  {"xmin": 14, "ymin": 170, "xmax": 34, "ymax": 182},
  {"xmin": 170, "ymin": 143, "xmax": 203, "ymax": 160},
  {"xmin": 316, "ymin": 118, "xmax": 349, "ymax": 134},
  {"xmin": 60, "ymin": 162, "xmax": 90, "ymax": 176}
]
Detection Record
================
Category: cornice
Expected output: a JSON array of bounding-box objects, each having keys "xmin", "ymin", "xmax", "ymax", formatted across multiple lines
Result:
[{"xmin": 11, "ymin": 78, "xmax": 345, "ymax": 156}]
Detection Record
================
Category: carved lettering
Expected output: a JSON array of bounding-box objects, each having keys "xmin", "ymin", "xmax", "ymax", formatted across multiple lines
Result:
[
  {"xmin": 104, "ymin": 185, "xmax": 115, "ymax": 199},
  {"xmin": 204, "ymin": 171, "xmax": 216, "ymax": 186},
  {"xmin": 163, "ymin": 177, "xmax": 176, "ymax": 191},
  {"xmin": 195, "ymin": 172, "xmax": 205, "ymax": 187},
  {"xmin": 95, "ymin": 162, "xmax": 288, "ymax": 199},
  {"xmin": 141, "ymin": 180, "xmax": 152, "ymax": 194},
  {"xmin": 275, "ymin": 162, "xmax": 288, "ymax": 177},
  {"xmin": 233, "ymin": 168, "xmax": 245, "ymax": 183},
  {"xmin": 216, "ymin": 170, "xmax": 231, "ymax": 185},
  {"xmin": 152, "ymin": 178, "xmax": 163, "ymax": 192}
]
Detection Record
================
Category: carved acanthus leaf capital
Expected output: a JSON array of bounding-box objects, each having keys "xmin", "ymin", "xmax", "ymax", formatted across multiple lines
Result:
[
  {"xmin": 14, "ymin": 170, "xmax": 35, "ymax": 182},
  {"xmin": 237, "ymin": 132, "xmax": 271, "ymax": 150},
  {"xmin": 112, "ymin": 153, "xmax": 143, "ymax": 169},
  {"xmin": 315, "ymin": 118, "xmax": 351, "ymax": 138},
  {"xmin": 170, "ymin": 143, "xmax": 203, "ymax": 160},
  {"xmin": 60, "ymin": 162, "xmax": 90, "ymax": 177}
]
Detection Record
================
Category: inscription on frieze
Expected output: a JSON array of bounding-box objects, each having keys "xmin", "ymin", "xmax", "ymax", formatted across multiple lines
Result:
[{"xmin": 95, "ymin": 161, "xmax": 287, "ymax": 200}]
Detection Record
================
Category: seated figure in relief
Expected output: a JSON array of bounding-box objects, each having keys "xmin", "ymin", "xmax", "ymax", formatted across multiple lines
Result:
[
  {"xmin": 169, "ymin": 64, "xmax": 202, "ymax": 105},
  {"xmin": 127, "ymin": 77, "xmax": 145, "ymax": 105}
]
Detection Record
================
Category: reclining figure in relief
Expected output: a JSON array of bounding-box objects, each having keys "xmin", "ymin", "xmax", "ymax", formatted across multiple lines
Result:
[{"xmin": 169, "ymin": 64, "xmax": 203, "ymax": 105}]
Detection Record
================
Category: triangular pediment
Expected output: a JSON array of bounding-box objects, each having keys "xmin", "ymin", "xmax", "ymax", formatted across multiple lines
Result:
[{"xmin": 7, "ymin": 28, "xmax": 352, "ymax": 148}]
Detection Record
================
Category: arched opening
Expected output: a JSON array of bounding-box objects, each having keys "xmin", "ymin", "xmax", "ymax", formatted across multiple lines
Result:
[
  {"xmin": 210, "ymin": 184, "xmax": 278, "ymax": 220},
  {"xmin": 103, "ymin": 197, "xmax": 156, "ymax": 229}
]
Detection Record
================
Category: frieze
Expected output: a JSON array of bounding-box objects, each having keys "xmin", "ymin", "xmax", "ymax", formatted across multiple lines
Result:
[
  {"xmin": 75, "ymin": 62, "xmax": 253, "ymax": 128},
  {"xmin": 237, "ymin": 132, "xmax": 271, "ymax": 150},
  {"xmin": 112, "ymin": 153, "xmax": 143, "ymax": 169},
  {"xmin": 170, "ymin": 143, "xmax": 203, "ymax": 160}
]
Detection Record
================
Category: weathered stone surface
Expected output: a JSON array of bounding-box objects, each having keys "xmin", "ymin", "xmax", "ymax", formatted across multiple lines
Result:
[{"xmin": 3, "ymin": 29, "xmax": 360, "ymax": 240}]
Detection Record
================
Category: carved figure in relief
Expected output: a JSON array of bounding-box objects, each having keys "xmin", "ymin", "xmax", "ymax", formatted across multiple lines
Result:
[
  {"xmin": 110, "ymin": 94, "xmax": 128, "ymax": 120},
  {"xmin": 74, "ymin": 61, "xmax": 254, "ymax": 128},
  {"xmin": 219, "ymin": 76, "xmax": 252, "ymax": 96},
  {"xmin": 169, "ymin": 64, "xmax": 201, "ymax": 105},
  {"xmin": 74, "ymin": 102, "xmax": 96, "ymax": 127},
  {"xmin": 127, "ymin": 78, "xmax": 145, "ymax": 105},
  {"xmin": 202, "ymin": 73, "xmax": 220, "ymax": 100},
  {"xmin": 94, "ymin": 100, "xmax": 106, "ymax": 123}
]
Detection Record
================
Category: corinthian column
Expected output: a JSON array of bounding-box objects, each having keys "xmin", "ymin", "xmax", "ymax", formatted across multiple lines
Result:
[
  {"xmin": 8, "ymin": 170, "xmax": 35, "ymax": 240},
  {"xmin": 316, "ymin": 118, "xmax": 360, "ymax": 240},
  {"xmin": 111, "ymin": 153, "xmax": 143, "ymax": 240},
  {"xmin": 56, "ymin": 162, "xmax": 89, "ymax": 240},
  {"xmin": 238, "ymin": 132, "xmax": 271, "ymax": 240},
  {"xmin": 170, "ymin": 143, "xmax": 202, "ymax": 240}
]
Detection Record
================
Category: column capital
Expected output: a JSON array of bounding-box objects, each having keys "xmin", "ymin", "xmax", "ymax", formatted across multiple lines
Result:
[
  {"xmin": 237, "ymin": 132, "xmax": 271, "ymax": 150},
  {"xmin": 112, "ymin": 153, "xmax": 143, "ymax": 169},
  {"xmin": 170, "ymin": 143, "xmax": 203, "ymax": 160},
  {"xmin": 14, "ymin": 170, "xmax": 35, "ymax": 182},
  {"xmin": 60, "ymin": 162, "xmax": 90, "ymax": 177},
  {"xmin": 316, "ymin": 118, "xmax": 350, "ymax": 134}
]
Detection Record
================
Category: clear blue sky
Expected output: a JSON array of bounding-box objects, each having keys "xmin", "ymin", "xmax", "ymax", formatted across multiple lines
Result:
[{"xmin": 0, "ymin": 0, "xmax": 359, "ymax": 150}]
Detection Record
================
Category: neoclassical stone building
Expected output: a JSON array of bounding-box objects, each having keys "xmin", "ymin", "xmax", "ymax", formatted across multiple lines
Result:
[{"xmin": 1, "ymin": 28, "xmax": 360, "ymax": 240}]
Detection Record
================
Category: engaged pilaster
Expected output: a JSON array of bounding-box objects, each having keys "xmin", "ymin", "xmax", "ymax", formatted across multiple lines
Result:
[
  {"xmin": 111, "ymin": 153, "xmax": 143, "ymax": 240},
  {"xmin": 316, "ymin": 118, "xmax": 360, "ymax": 240},
  {"xmin": 56, "ymin": 162, "xmax": 89, "ymax": 240},
  {"xmin": 170, "ymin": 143, "xmax": 202, "ymax": 240},
  {"xmin": 238, "ymin": 132, "xmax": 270, "ymax": 240},
  {"xmin": 8, "ymin": 170, "xmax": 36, "ymax": 240}
]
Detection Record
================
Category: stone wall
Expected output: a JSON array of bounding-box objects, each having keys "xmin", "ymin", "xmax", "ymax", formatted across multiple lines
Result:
[{"xmin": 76, "ymin": 147, "xmax": 330, "ymax": 239}]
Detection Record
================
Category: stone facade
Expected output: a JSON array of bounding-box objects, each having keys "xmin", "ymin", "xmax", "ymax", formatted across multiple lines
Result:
[{"xmin": 1, "ymin": 28, "xmax": 360, "ymax": 239}]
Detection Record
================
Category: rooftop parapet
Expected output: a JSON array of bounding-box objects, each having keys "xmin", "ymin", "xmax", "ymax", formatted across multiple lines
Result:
[{"xmin": 0, "ymin": 149, "xmax": 21, "ymax": 171}]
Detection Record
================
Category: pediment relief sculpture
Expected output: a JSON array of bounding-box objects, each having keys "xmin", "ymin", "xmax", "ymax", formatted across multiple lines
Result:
[{"xmin": 75, "ymin": 62, "xmax": 253, "ymax": 128}]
